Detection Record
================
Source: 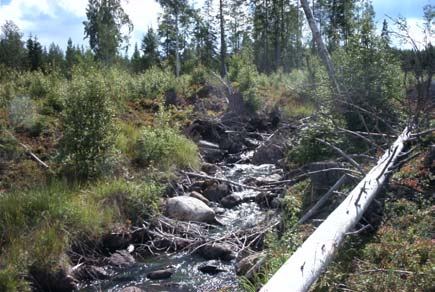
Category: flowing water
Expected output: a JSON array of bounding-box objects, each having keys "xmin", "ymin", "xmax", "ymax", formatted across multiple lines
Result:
[{"xmin": 79, "ymin": 163, "xmax": 277, "ymax": 292}]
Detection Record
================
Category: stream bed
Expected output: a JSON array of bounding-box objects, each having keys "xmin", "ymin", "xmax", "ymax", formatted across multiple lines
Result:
[{"xmin": 79, "ymin": 164, "xmax": 278, "ymax": 292}]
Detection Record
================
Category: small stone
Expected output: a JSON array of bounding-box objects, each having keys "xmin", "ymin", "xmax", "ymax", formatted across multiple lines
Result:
[
  {"xmin": 188, "ymin": 191, "xmax": 210, "ymax": 205},
  {"xmin": 107, "ymin": 250, "xmax": 135, "ymax": 267},
  {"xmin": 147, "ymin": 268, "xmax": 174, "ymax": 280},
  {"xmin": 197, "ymin": 243, "xmax": 236, "ymax": 261},
  {"xmin": 121, "ymin": 287, "xmax": 144, "ymax": 292},
  {"xmin": 220, "ymin": 193, "xmax": 243, "ymax": 208},
  {"xmin": 198, "ymin": 261, "xmax": 226, "ymax": 274}
]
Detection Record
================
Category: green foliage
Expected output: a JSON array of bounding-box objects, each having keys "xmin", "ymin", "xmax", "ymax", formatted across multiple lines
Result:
[
  {"xmin": 229, "ymin": 48, "xmax": 261, "ymax": 113},
  {"xmin": 315, "ymin": 199, "xmax": 433, "ymax": 292},
  {"xmin": 131, "ymin": 66, "xmax": 175, "ymax": 100},
  {"xmin": 60, "ymin": 67, "xmax": 117, "ymax": 180},
  {"xmin": 134, "ymin": 111, "xmax": 199, "ymax": 170},
  {"xmin": 288, "ymin": 116, "xmax": 345, "ymax": 165},
  {"xmin": 8, "ymin": 96, "xmax": 37, "ymax": 129},
  {"xmin": 333, "ymin": 34, "xmax": 404, "ymax": 131},
  {"xmin": 241, "ymin": 184, "xmax": 305, "ymax": 290},
  {"xmin": 83, "ymin": 0, "xmax": 133, "ymax": 65},
  {"xmin": 89, "ymin": 179, "xmax": 162, "ymax": 223}
]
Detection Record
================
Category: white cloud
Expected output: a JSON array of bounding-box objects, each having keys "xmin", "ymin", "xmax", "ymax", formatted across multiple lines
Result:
[
  {"xmin": 122, "ymin": 0, "xmax": 162, "ymax": 48},
  {"xmin": 0, "ymin": 0, "xmax": 52, "ymax": 30},
  {"xmin": 55, "ymin": 0, "xmax": 87, "ymax": 17},
  {"xmin": 382, "ymin": 17, "xmax": 434, "ymax": 49}
]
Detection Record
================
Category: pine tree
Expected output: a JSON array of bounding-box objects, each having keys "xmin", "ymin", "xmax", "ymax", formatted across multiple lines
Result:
[
  {"xmin": 26, "ymin": 35, "xmax": 43, "ymax": 71},
  {"xmin": 0, "ymin": 21, "xmax": 25, "ymax": 70},
  {"xmin": 192, "ymin": 2, "xmax": 217, "ymax": 69},
  {"xmin": 83, "ymin": 0, "xmax": 133, "ymax": 65},
  {"xmin": 157, "ymin": 0, "xmax": 194, "ymax": 76},
  {"xmin": 130, "ymin": 43, "xmax": 142, "ymax": 73},
  {"xmin": 381, "ymin": 19, "xmax": 390, "ymax": 46},
  {"xmin": 47, "ymin": 43, "xmax": 64, "ymax": 70},
  {"xmin": 142, "ymin": 27, "xmax": 160, "ymax": 69}
]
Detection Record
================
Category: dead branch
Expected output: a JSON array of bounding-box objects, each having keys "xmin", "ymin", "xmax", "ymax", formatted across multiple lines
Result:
[
  {"xmin": 265, "ymin": 168, "xmax": 362, "ymax": 186},
  {"xmin": 345, "ymin": 224, "xmax": 373, "ymax": 235},
  {"xmin": 411, "ymin": 128, "xmax": 435, "ymax": 137},
  {"xmin": 5, "ymin": 129, "xmax": 52, "ymax": 172},
  {"xmin": 315, "ymin": 138, "xmax": 365, "ymax": 175},
  {"xmin": 182, "ymin": 171, "xmax": 266, "ymax": 191},
  {"xmin": 298, "ymin": 175, "xmax": 348, "ymax": 225},
  {"xmin": 358, "ymin": 268, "xmax": 425, "ymax": 275},
  {"xmin": 337, "ymin": 127, "xmax": 384, "ymax": 151}
]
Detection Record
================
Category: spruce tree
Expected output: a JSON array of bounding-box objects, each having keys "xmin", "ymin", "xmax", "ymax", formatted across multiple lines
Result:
[{"xmin": 83, "ymin": 0, "xmax": 133, "ymax": 65}]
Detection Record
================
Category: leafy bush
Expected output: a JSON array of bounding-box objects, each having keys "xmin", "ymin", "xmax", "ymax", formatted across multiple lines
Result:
[
  {"xmin": 59, "ymin": 68, "xmax": 117, "ymax": 180},
  {"xmin": 229, "ymin": 48, "xmax": 262, "ymax": 113},
  {"xmin": 8, "ymin": 96, "xmax": 37, "ymax": 129},
  {"xmin": 134, "ymin": 111, "xmax": 199, "ymax": 170},
  {"xmin": 90, "ymin": 179, "xmax": 162, "ymax": 223},
  {"xmin": 18, "ymin": 71, "xmax": 50, "ymax": 99},
  {"xmin": 134, "ymin": 125, "xmax": 199, "ymax": 170},
  {"xmin": 333, "ymin": 35, "xmax": 404, "ymax": 131},
  {"xmin": 131, "ymin": 66, "xmax": 175, "ymax": 100},
  {"xmin": 288, "ymin": 116, "xmax": 345, "ymax": 165}
]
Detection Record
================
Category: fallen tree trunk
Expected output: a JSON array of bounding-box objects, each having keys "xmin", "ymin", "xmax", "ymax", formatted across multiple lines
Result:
[{"xmin": 260, "ymin": 126, "xmax": 412, "ymax": 292}]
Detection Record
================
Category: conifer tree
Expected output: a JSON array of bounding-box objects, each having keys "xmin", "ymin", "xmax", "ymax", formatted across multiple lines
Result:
[{"xmin": 83, "ymin": 0, "xmax": 133, "ymax": 65}]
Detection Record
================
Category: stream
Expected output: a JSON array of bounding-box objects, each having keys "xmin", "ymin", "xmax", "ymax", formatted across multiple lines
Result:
[{"xmin": 79, "ymin": 163, "xmax": 278, "ymax": 292}]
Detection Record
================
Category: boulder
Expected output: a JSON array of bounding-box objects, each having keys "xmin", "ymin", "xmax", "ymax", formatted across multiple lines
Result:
[
  {"xmin": 201, "ymin": 147, "xmax": 225, "ymax": 163},
  {"xmin": 203, "ymin": 182, "xmax": 231, "ymax": 202},
  {"xmin": 29, "ymin": 265, "xmax": 77, "ymax": 292},
  {"xmin": 121, "ymin": 287, "xmax": 145, "ymax": 292},
  {"xmin": 255, "ymin": 173, "xmax": 283, "ymax": 185},
  {"xmin": 165, "ymin": 196, "xmax": 216, "ymax": 223},
  {"xmin": 188, "ymin": 191, "xmax": 210, "ymax": 205},
  {"xmin": 304, "ymin": 161, "xmax": 343, "ymax": 191},
  {"xmin": 236, "ymin": 253, "xmax": 263, "ymax": 276},
  {"xmin": 198, "ymin": 261, "xmax": 227, "ymax": 274},
  {"xmin": 147, "ymin": 267, "xmax": 174, "ymax": 280},
  {"xmin": 220, "ymin": 193, "xmax": 243, "ymax": 208},
  {"xmin": 73, "ymin": 265, "xmax": 110, "ymax": 281},
  {"xmin": 197, "ymin": 243, "xmax": 236, "ymax": 261},
  {"xmin": 101, "ymin": 229, "xmax": 132, "ymax": 253},
  {"xmin": 255, "ymin": 192, "xmax": 278, "ymax": 208},
  {"xmin": 252, "ymin": 144, "xmax": 284, "ymax": 165},
  {"xmin": 201, "ymin": 162, "xmax": 220, "ymax": 175},
  {"xmin": 107, "ymin": 250, "xmax": 135, "ymax": 267}
]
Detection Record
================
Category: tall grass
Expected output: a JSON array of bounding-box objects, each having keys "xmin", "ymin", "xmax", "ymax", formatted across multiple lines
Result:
[{"xmin": 0, "ymin": 178, "xmax": 162, "ymax": 291}]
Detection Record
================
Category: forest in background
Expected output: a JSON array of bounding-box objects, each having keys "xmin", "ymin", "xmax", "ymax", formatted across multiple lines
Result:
[{"xmin": 0, "ymin": 0, "xmax": 433, "ymax": 291}]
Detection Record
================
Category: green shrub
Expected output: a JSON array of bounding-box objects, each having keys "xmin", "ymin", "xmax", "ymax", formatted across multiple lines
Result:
[
  {"xmin": 333, "ymin": 35, "xmax": 404, "ymax": 131},
  {"xmin": 18, "ymin": 71, "xmax": 50, "ymax": 99},
  {"xmin": 134, "ymin": 126, "xmax": 199, "ymax": 170},
  {"xmin": 288, "ymin": 116, "xmax": 345, "ymax": 165},
  {"xmin": 132, "ymin": 66, "xmax": 175, "ymax": 100},
  {"xmin": 59, "ymin": 67, "xmax": 117, "ymax": 180},
  {"xmin": 90, "ymin": 179, "xmax": 162, "ymax": 223},
  {"xmin": 8, "ymin": 96, "xmax": 37, "ymax": 129},
  {"xmin": 134, "ymin": 112, "xmax": 199, "ymax": 170},
  {"xmin": 229, "ymin": 48, "xmax": 262, "ymax": 113},
  {"xmin": 190, "ymin": 65, "xmax": 208, "ymax": 86}
]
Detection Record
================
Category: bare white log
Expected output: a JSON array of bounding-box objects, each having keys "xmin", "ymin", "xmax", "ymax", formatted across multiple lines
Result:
[{"xmin": 260, "ymin": 126, "xmax": 411, "ymax": 292}]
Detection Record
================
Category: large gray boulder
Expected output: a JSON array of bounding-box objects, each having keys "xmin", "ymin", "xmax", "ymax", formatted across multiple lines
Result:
[{"xmin": 165, "ymin": 196, "xmax": 216, "ymax": 223}]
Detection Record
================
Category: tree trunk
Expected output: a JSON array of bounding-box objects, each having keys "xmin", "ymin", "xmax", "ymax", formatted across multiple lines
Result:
[
  {"xmin": 219, "ymin": 0, "xmax": 227, "ymax": 77},
  {"xmin": 300, "ymin": 0, "xmax": 341, "ymax": 95},
  {"xmin": 260, "ymin": 126, "xmax": 412, "ymax": 292},
  {"xmin": 175, "ymin": 11, "xmax": 180, "ymax": 78}
]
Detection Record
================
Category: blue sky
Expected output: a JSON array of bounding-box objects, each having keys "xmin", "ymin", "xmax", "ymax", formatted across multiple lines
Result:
[{"xmin": 0, "ymin": 0, "xmax": 433, "ymax": 52}]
